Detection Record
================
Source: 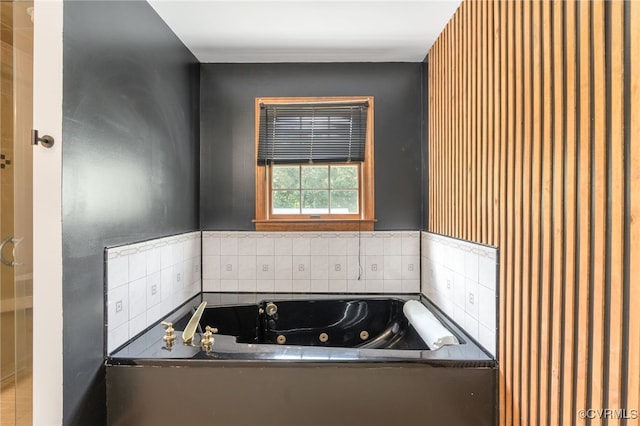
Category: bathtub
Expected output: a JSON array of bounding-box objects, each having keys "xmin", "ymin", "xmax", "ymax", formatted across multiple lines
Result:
[{"xmin": 106, "ymin": 293, "xmax": 497, "ymax": 426}]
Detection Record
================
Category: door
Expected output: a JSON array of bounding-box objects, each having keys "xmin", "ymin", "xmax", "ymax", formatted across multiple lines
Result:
[{"xmin": 0, "ymin": 1, "xmax": 33, "ymax": 424}]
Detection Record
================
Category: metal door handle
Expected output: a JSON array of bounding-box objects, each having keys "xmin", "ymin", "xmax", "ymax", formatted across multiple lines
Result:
[{"xmin": 0, "ymin": 236, "xmax": 17, "ymax": 267}]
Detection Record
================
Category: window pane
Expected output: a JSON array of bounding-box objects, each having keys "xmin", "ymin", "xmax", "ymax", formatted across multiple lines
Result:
[
  {"xmin": 272, "ymin": 165, "xmax": 300, "ymax": 189},
  {"xmin": 301, "ymin": 190, "xmax": 329, "ymax": 214},
  {"xmin": 301, "ymin": 166, "xmax": 329, "ymax": 189},
  {"xmin": 330, "ymin": 190, "xmax": 359, "ymax": 214},
  {"xmin": 273, "ymin": 190, "xmax": 300, "ymax": 214},
  {"xmin": 330, "ymin": 165, "xmax": 358, "ymax": 189}
]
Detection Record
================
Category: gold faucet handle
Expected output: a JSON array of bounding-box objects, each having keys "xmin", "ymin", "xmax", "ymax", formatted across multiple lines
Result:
[
  {"xmin": 160, "ymin": 321, "xmax": 176, "ymax": 344},
  {"xmin": 201, "ymin": 325, "xmax": 218, "ymax": 347}
]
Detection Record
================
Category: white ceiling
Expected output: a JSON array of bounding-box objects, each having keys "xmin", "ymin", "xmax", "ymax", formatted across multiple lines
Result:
[{"xmin": 147, "ymin": 0, "xmax": 462, "ymax": 63}]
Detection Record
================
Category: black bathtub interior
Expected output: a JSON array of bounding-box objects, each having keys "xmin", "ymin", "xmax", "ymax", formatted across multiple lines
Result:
[{"xmin": 172, "ymin": 298, "xmax": 430, "ymax": 350}]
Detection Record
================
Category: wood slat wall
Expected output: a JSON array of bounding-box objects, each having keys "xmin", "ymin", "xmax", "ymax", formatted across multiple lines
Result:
[{"xmin": 427, "ymin": 1, "xmax": 640, "ymax": 424}]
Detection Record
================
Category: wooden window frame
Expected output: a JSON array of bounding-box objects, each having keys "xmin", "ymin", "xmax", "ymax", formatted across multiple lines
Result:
[{"xmin": 254, "ymin": 96, "xmax": 375, "ymax": 231}]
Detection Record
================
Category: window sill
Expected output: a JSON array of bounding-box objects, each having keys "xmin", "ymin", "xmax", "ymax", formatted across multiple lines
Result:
[{"xmin": 253, "ymin": 219, "xmax": 376, "ymax": 232}]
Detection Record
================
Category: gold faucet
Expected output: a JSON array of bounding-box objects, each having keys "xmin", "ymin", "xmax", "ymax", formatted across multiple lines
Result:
[
  {"xmin": 201, "ymin": 325, "xmax": 218, "ymax": 352},
  {"xmin": 160, "ymin": 321, "xmax": 176, "ymax": 347},
  {"xmin": 182, "ymin": 301, "xmax": 207, "ymax": 344}
]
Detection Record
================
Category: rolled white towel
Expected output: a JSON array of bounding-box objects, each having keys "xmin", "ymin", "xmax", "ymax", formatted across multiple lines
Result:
[{"xmin": 403, "ymin": 300, "xmax": 459, "ymax": 350}]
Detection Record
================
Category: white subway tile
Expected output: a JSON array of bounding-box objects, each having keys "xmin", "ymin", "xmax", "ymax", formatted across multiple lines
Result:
[
  {"xmin": 478, "ymin": 284, "xmax": 496, "ymax": 329},
  {"xmin": 453, "ymin": 304, "xmax": 466, "ymax": 326},
  {"xmin": 310, "ymin": 256, "xmax": 329, "ymax": 279},
  {"xmin": 220, "ymin": 255, "xmax": 238, "ymax": 280},
  {"xmin": 202, "ymin": 236, "xmax": 220, "ymax": 256},
  {"xmin": 238, "ymin": 238, "xmax": 257, "ymax": 256},
  {"xmin": 465, "ymin": 279, "xmax": 480, "ymax": 320},
  {"xmin": 147, "ymin": 271, "xmax": 162, "ymax": 308},
  {"xmin": 292, "ymin": 256, "xmax": 311, "ymax": 280},
  {"xmin": 478, "ymin": 323, "xmax": 496, "ymax": 357},
  {"xmin": 146, "ymin": 248, "xmax": 161, "ymax": 274},
  {"xmin": 238, "ymin": 279, "xmax": 257, "ymax": 292},
  {"xmin": 202, "ymin": 256, "xmax": 220, "ymax": 280},
  {"xmin": 364, "ymin": 236, "xmax": 383, "ymax": 255},
  {"xmin": 310, "ymin": 237, "xmax": 329, "ymax": 256},
  {"xmin": 478, "ymin": 255, "xmax": 497, "ymax": 290},
  {"xmin": 383, "ymin": 255, "xmax": 402, "ymax": 280},
  {"xmin": 275, "ymin": 256, "xmax": 293, "ymax": 280},
  {"xmin": 383, "ymin": 236, "xmax": 402, "ymax": 255},
  {"xmin": 347, "ymin": 256, "xmax": 364, "ymax": 280},
  {"xmin": 257, "ymin": 237, "xmax": 275, "ymax": 255},
  {"xmin": 383, "ymin": 279, "xmax": 402, "ymax": 293},
  {"xmin": 107, "ymin": 284, "xmax": 129, "ymax": 329},
  {"xmin": 257, "ymin": 279, "xmax": 275, "ymax": 292},
  {"xmin": 274, "ymin": 280, "xmax": 293, "ymax": 293},
  {"xmin": 238, "ymin": 256, "xmax": 257, "ymax": 280},
  {"xmin": 107, "ymin": 256, "xmax": 128, "ymax": 291},
  {"xmin": 402, "ymin": 280, "xmax": 420, "ymax": 293},
  {"xmin": 220, "ymin": 237, "xmax": 238, "ymax": 255},
  {"xmin": 347, "ymin": 279, "xmax": 366, "ymax": 293},
  {"xmin": 464, "ymin": 313, "xmax": 480, "ymax": 340},
  {"xmin": 402, "ymin": 256, "xmax": 420, "ymax": 280},
  {"xmin": 453, "ymin": 273, "xmax": 466, "ymax": 309},
  {"xmin": 464, "ymin": 250, "xmax": 479, "ymax": 281},
  {"xmin": 161, "ymin": 245, "xmax": 173, "ymax": 269},
  {"xmin": 292, "ymin": 279, "xmax": 311, "ymax": 293},
  {"xmin": 172, "ymin": 262, "xmax": 184, "ymax": 291},
  {"xmin": 274, "ymin": 237, "xmax": 293, "ymax": 256},
  {"xmin": 107, "ymin": 323, "xmax": 129, "ymax": 354},
  {"xmin": 364, "ymin": 255, "xmax": 384, "ymax": 280},
  {"xmin": 329, "ymin": 279, "xmax": 347, "ymax": 293},
  {"xmin": 346, "ymin": 235, "xmax": 362, "ymax": 256},
  {"xmin": 256, "ymin": 255, "xmax": 275, "ymax": 280},
  {"xmin": 128, "ymin": 277, "xmax": 147, "ymax": 320},
  {"xmin": 292, "ymin": 237, "xmax": 310, "ymax": 256},
  {"xmin": 172, "ymin": 241, "xmax": 184, "ymax": 265},
  {"xmin": 310, "ymin": 279, "xmax": 329, "ymax": 293},
  {"xmin": 129, "ymin": 313, "xmax": 148, "ymax": 338},
  {"xmin": 328, "ymin": 237, "xmax": 348, "ymax": 255},
  {"xmin": 328, "ymin": 256, "xmax": 347, "ymax": 280},
  {"xmin": 160, "ymin": 267, "xmax": 173, "ymax": 300},
  {"xmin": 365, "ymin": 280, "xmax": 384, "ymax": 293},
  {"xmin": 202, "ymin": 279, "xmax": 221, "ymax": 292},
  {"xmin": 402, "ymin": 234, "xmax": 420, "ymax": 256},
  {"xmin": 220, "ymin": 279, "xmax": 239, "ymax": 292}
]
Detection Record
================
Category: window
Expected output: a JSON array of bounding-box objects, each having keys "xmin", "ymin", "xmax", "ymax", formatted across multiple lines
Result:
[{"xmin": 254, "ymin": 96, "xmax": 375, "ymax": 231}]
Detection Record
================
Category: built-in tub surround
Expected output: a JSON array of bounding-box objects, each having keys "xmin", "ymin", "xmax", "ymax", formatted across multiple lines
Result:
[
  {"xmin": 105, "ymin": 232, "xmax": 202, "ymax": 354},
  {"xmin": 421, "ymin": 231, "xmax": 498, "ymax": 357},
  {"xmin": 202, "ymin": 231, "xmax": 421, "ymax": 294}
]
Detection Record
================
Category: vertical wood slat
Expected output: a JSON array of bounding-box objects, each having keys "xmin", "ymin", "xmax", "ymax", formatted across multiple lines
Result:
[
  {"xmin": 607, "ymin": 0, "xmax": 624, "ymax": 415},
  {"xmin": 539, "ymin": 1, "xmax": 553, "ymax": 423},
  {"xmin": 529, "ymin": 1, "xmax": 543, "ymax": 423},
  {"xmin": 628, "ymin": 0, "xmax": 640, "ymax": 419},
  {"xmin": 520, "ymin": 0, "xmax": 532, "ymax": 423},
  {"xmin": 591, "ymin": 1, "xmax": 606, "ymax": 422},
  {"xmin": 561, "ymin": 1, "xmax": 577, "ymax": 425},
  {"xmin": 498, "ymin": 1, "xmax": 508, "ymax": 424},
  {"xmin": 426, "ymin": 1, "xmax": 637, "ymax": 425},
  {"xmin": 512, "ymin": 0, "xmax": 523, "ymax": 423},
  {"xmin": 550, "ymin": 0, "xmax": 565, "ymax": 424},
  {"xmin": 575, "ymin": 1, "xmax": 592, "ymax": 424},
  {"xmin": 480, "ymin": 0, "xmax": 488, "ymax": 244}
]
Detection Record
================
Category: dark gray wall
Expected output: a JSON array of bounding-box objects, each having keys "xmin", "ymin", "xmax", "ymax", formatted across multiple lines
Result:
[
  {"xmin": 62, "ymin": 2, "xmax": 200, "ymax": 424},
  {"xmin": 200, "ymin": 63, "xmax": 424, "ymax": 230}
]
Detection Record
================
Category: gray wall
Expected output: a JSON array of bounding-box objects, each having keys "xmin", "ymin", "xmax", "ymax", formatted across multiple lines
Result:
[
  {"xmin": 200, "ymin": 63, "xmax": 424, "ymax": 230},
  {"xmin": 62, "ymin": 2, "xmax": 200, "ymax": 424}
]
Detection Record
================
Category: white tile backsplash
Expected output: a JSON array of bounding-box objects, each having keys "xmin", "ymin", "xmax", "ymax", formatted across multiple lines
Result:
[
  {"xmin": 421, "ymin": 231, "xmax": 498, "ymax": 357},
  {"xmin": 105, "ymin": 231, "xmax": 201, "ymax": 354},
  {"xmin": 201, "ymin": 231, "xmax": 421, "ymax": 295}
]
